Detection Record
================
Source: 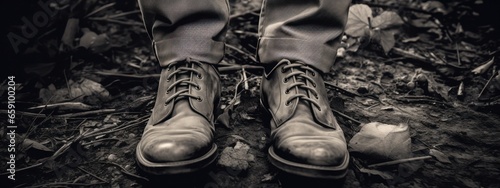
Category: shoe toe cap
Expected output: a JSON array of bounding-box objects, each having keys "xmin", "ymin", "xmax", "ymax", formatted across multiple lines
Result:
[
  {"xmin": 140, "ymin": 135, "xmax": 211, "ymax": 163},
  {"xmin": 277, "ymin": 138, "xmax": 347, "ymax": 166}
]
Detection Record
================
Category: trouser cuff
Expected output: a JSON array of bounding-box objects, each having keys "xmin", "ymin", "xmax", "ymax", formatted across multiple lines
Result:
[
  {"xmin": 154, "ymin": 37, "xmax": 225, "ymax": 67},
  {"xmin": 257, "ymin": 38, "xmax": 338, "ymax": 74}
]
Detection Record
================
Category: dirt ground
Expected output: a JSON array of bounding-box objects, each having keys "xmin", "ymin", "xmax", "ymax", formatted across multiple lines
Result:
[{"xmin": 1, "ymin": 0, "xmax": 500, "ymax": 187}]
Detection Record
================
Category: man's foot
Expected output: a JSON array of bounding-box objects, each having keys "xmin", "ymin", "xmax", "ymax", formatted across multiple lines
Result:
[
  {"xmin": 261, "ymin": 59, "xmax": 349, "ymax": 179},
  {"xmin": 136, "ymin": 58, "xmax": 221, "ymax": 175}
]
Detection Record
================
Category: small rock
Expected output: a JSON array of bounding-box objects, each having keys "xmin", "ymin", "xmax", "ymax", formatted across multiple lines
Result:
[
  {"xmin": 107, "ymin": 154, "xmax": 118, "ymax": 161},
  {"xmin": 217, "ymin": 142, "xmax": 254, "ymax": 175}
]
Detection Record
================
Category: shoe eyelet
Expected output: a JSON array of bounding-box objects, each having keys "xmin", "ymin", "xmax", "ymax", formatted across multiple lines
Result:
[
  {"xmin": 166, "ymin": 90, "xmax": 170, "ymax": 94},
  {"xmin": 283, "ymin": 78, "xmax": 288, "ymax": 83},
  {"xmin": 311, "ymin": 72, "xmax": 316, "ymax": 77},
  {"xmin": 281, "ymin": 67, "xmax": 286, "ymax": 73},
  {"xmin": 196, "ymin": 86, "xmax": 201, "ymax": 90},
  {"xmin": 285, "ymin": 102, "xmax": 290, "ymax": 106},
  {"xmin": 285, "ymin": 90, "xmax": 289, "ymax": 94},
  {"xmin": 197, "ymin": 97, "xmax": 203, "ymax": 102},
  {"xmin": 197, "ymin": 74, "xmax": 203, "ymax": 79}
]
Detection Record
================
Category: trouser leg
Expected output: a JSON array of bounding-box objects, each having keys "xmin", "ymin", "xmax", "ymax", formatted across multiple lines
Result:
[
  {"xmin": 257, "ymin": 0, "xmax": 351, "ymax": 73},
  {"xmin": 138, "ymin": 0, "xmax": 229, "ymax": 67}
]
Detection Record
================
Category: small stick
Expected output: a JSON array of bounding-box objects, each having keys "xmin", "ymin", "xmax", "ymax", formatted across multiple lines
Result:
[
  {"xmin": 78, "ymin": 167, "xmax": 109, "ymax": 183},
  {"xmin": 242, "ymin": 67, "xmax": 249, "ymax": 90},
  {"xmin": 88, "ymin": 18, "xmax": 143, "ymax": 26},
  {"xmin": 226, "ymin": 44, "xmax": 258, "ymax": 63},
  {"xmin": 331, "ymin": 109, "xmax": 363, "ymax": 125},
  {"xmin": 28, "ymin": 102, "xmax": 94, "ymax": 111},
  {"xmin": 368, "ymin": 156, "xmax": 432, "ymax": 168},
  {"xmin": 54, "ymin": 109, "xmax": 116, "ymax": 118},
  {"xmin": 95, "ymin": 71, "xmax": 160, "ymax": 78},
  {"xmin": 478, "ymin": 66, "xmax": 497, "ymax": 99},
  {"xmin": 85, "ymin": 3, "xmax": 116, "ymax": 18},
  {"xmin": 89, "ymin": 10, "xmax": 140, "ymax": 20},
  {"xmin": 0, "ymin": 110, "xmax": 47, "ymax": 118}
]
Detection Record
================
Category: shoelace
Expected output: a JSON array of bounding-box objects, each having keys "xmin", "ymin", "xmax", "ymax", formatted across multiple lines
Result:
[
  {"xmin": 164, "ymin": 59, "xmax": 204, "ymax": 105},
  {"xmin": 282, "ymin": 62, "xmax": 322, "ymax": 111}
]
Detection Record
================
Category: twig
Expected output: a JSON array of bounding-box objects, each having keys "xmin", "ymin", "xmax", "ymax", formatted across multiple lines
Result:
[
  {"xmin": 242, "ymin": 67, "xmax": 249, "ymax": 90},
  {"xmin": 89, "ymin": 10, "xmax": 140, "ymax": 20},
  {"xmin": 100, "ymin": 162, "xmax": 149, "ymax": 182},
  {"xmin": 368, "ymin": 156, "xmax": 432, "ymax": 168},
  {"xmin": 331, "ymin": 109, "xmax": 363, "ymax": 126},
  {"xmin": 88, "ymin": 18, "xmax": 143, "ymax": 26},
  {"xmin": 84, "ymin": 2, "xmax": 116, "ymax": 18},
  {"xmin": 28, "ymin": 102, "xmax": 94, "ymax": 111},
  {"xmin": 0, "ymin": 110, "xmax": 47, "ymax": 118},
  {"xmin": 95, "ymin": 71, "xmax": 160, "ymax": 78},
  {"xmin": 81, "ymin": 138, "xmax": 120, "ymax": 146},
  {"xmin": 83, "ymin": 115, "xmax": 148, "ymax": 139},
  {"xmin": 226, "ymin": 44, "xmax": 258, "ymax": 63},
  {"xmin": 392, "ymin": 47, "xmax": 445, "ymax": 65},
  {"xmin": 324, "ymin": 82, "xmax": 360, "ymax": 98},
  {"xmin": 77, "ymin": 167, "xmax": 109, "ymax": 183},
  {"xmin": 53, "ymin": 109, "xmax": 116, "ymax": 118},
  {"xmin": 478, "ymin": 66, "xmax": 497, "ymax": 99}
]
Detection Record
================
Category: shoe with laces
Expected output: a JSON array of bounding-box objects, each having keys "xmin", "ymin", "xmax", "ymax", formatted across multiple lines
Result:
[
  {"xmin": 261, "ymin": 59, "xmax": 349, "ymax": 179},
  {"xmin": 136, "ymin": 58, "xmax": 220, "ymax": 175}
]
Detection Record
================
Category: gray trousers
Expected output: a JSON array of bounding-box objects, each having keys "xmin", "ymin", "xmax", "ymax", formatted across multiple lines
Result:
[{"xmin": 138, "ymin": 0, "xmax": 351, "ymax": 73}]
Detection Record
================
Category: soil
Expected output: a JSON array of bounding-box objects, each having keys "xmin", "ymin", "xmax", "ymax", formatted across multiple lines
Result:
[{"xmin": 1, "ymin": 0, "xmax": 500, "ymax": 187}]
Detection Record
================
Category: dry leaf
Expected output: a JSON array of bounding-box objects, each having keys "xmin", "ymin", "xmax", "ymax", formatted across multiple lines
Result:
[
  {"xmin": 349, "ymin": 122, "xmax": 412, "ymax": 160},
  {"xmin": 345, "ymin": 4, "xmax": 372, "ymax": 37},
  {"xmin": 472, "ymin": 57, "xmax": 495, "ymax": 75},
  {"xmin": 39, "ymin": 78, "xmax": 110, "ymax": 103}
]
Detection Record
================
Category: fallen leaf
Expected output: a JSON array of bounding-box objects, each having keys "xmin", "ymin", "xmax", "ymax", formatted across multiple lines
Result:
[
  {"xmin": 21, "ymin": 138, "xmax": 54, "ymax": 159},
  {"xmin": 79, "ymin": 28, "xmax": 110, "ymax": 53},
  {"xmin": 429, "ymin": 149, "xmax": 452, "ymax": 164},
  {"xmin": 345, "ymin": 4, "xmax": 373, "ymax": 37},
  {"xmin": 371, "ymin": 11, "xmax": 404, "ymax": 30},
  {"xmin": 375, "ymin": 29, "xmax": 397, "ymax": 53},
  {"xmin": 472, "ymin": 57, "xmax": 495, "ymax": 75},
  {"xmin": 349, "ymin": 122, "xmax": 412, "ymax": 160},
  {"xmin": 39, "ymin": 78, "xmax": 110, "ymax": 103},
  {"xmin": 346, "ymin": 4, "xmax": 403, "ymax": 53}
]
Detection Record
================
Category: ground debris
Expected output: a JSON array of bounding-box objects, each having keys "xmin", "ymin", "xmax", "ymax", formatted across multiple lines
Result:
[{"xmin": 217, "ymin": 141, "xmax": 255, "ymax": 175}]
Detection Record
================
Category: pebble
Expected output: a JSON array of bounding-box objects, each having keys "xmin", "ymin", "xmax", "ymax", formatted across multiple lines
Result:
[
  {"xmin": 107, "ymin": 154, "xmax": 118, "ymax": 161},
  {"xmin": 217, "ymin": 141, "xmax": 255, "ymax": 175}
]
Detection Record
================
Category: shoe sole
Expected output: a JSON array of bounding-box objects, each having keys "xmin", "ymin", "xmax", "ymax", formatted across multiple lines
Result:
[
  {"xmin": 136, "ymin": 144, "xmax": 218, "ymax": 175},
  {"xmin": 268, "ymin": 145, "xmax": 349, "ymax": 179}
]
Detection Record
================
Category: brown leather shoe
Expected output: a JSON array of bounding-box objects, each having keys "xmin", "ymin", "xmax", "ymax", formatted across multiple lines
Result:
[
  {"xmin": 261, "ymin": 59, "xmax": 349, "ymax": 179},
  {"xmin": 136, "ymin": 58, "xmax": 220, "ymax": 175}
]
